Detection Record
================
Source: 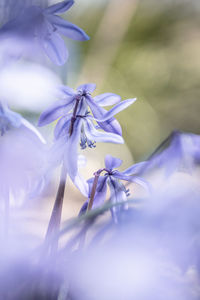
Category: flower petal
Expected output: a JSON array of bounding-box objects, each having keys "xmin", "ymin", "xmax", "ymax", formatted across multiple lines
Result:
[
  {"xmin": 113, "ymin": 171, "xmax": 151, "ymax": 191},
  {"xmin": 77, "ymin": 83, "xmax": 96, "ymax": 93},
  {"xmin": 86, "ymin": 95, "xmax": 122, "ymax": 135},
  {"xmin": 38, "ymin": 97, "xmax": 74, "ymax": 126},
  {"xmin": 48, "ymin": 15, "xmax": 89, "ymax": 41},
  {"xmin": 105, "ymin": 155, "xmax": 122, "ymax": 170},
  {"xmin": 64, "ymin": 118, "xmax": 82, "ymax": 179},
  {"xmin": 42, "ymin": 31, "xmax": 68, "ymax": 65},
  {"xmin": 73, "ymin": 173, "xmax": 89, "ymax": 197},
  {"xmin": 92, "ymin": 176, "xmax": 108, "ymax": 208},
  {"xmin": 54, "ymin": 114, "xmax": 72, "ymax": 139},
  {"xmin": 83, "ymin": 118, "xmax": 124, "ymax": 144},
  {"xmin": 108, "ymin": 177, "xmax": 127, "ymax": 222},
  {"xmin": 21, "ymin": 118, "xmax": 46, "ymax": 144},
  {"xmin": 94, "ymin": 98, "xmax": 137, "ymax": 122},
  {"xmin": 45, "ymin": 0, "xmax": 74, "ymax": 14},
  {"xmin": 59, "ymin": 85, "xmax": 76, "ymax": 96},
  {"xmin": 122, "ymin": 161, "xmax": 148, "ymax": 176},
  {"xmin": 94, "ymin": 93, "xmax": 121, "ymax": 107}
]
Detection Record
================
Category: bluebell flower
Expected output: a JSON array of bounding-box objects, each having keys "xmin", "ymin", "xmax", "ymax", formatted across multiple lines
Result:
[
  {"xmin": 141, "ymin": 130, "xmax": 200, "ymax": 177},
  {"xmin": 79, "ymin": 154, "xmax": 149, "ymax": 221},
  {"xmin": 0, "ymin": 0, "xmax": 89, "ymax": 65},
  {"xmin": 38, "ymin": 83, "xmax": 136, "ymax": 135},
  {"xmin": 38, "ymin": 84, "xmax": 136, "ymax": 196}
]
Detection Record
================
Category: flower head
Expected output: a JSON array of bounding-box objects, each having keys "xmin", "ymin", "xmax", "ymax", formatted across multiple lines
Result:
[
  {"xmin": 38, "ymin": 84, "xmax": 136, "ymax": 196},
  {"xmin": 0, "ymin": 0, "xmax": 89, "ymax": 65},
  {"xmin": 141, "ymin": 130, "xmax": 200, "ymax": 177},
  {"xmin": 79, "ymin": 154, "xmax": 149, "ymax": 221}
]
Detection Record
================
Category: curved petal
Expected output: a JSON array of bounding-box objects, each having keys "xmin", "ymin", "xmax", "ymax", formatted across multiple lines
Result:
[
  {"xmin": 42, "ymin": 31, "xmax": 68, "ymax": 65},
  {"xmin": 54, "ymin": 114, "xmax": 72, "ymax": 139},
  {"xmin": 73, "ymin": 173, "xmax": 89, "ymax": 197},
  {"xmin": 64, "ymin": 118, "xmax": 82, "ymax": 179},
  {"xmin": 83, "ymin": 118, "xmax": 124, "ymax": 144},
  {"xmin": 105, "ymin": 155, "xmax": 122, "ymax": 170},
  {"xmin": 92, "ymin": 176, "xmax": 108, "ymax": 208},
  {"xmin": 86, "ymin": 95, "xmax": 122, "ymax": 135},
  {"xmin": 94, "ymin": 93, "xmax": 121, "ymax": 107},
  {"xmin": 59, "ymin": 85, "xmax": 76, "ymax": 96},
  {"xmin": 45, "ymin": 0, "xmax": 74, "ymax": 14},
  {"xmin": 113, "ymin": 171, "xmax": 151, "ymax": 191},
  {"xmin": 122, "ymin": 161, "xmax": 147, "ymax": 175},
  {"xmin": 94, "ymin": 98, "xmax": 137, "ymax": 122},
  {"xmin": 21, "ymin": 118, "xmax": 46, "ymax": 144},
  {"xmin": 38, "ymin": 97, "xmax": 74, "ymax": 126},
  {"xmin": 108, "ymin": 177, "xmax": 128, "ymax": 222},
  {"xmin": 47, "ymin": 15, "xmax": 89, "ymax": 41},
  {"xmin": 77, "ymin": 83, "xmax": 96, "ymax": 93}
]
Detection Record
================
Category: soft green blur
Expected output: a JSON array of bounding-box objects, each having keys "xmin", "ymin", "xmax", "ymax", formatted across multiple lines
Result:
[{"xmin": 65, "ymin": 0, "xmax": 200, "ymax": 161}]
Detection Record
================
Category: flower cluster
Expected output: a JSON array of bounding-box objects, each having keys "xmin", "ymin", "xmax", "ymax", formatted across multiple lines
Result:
[{"xmin": 0, "ymin": 1, "xmax": 200, "ymax": 300}]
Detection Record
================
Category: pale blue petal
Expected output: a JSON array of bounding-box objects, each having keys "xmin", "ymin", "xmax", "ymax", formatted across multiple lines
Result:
[
  {"xmin": 45, "ymin": 0, "xmax": 74, "ymax": 14},
  {"xmin": 73, "ymin": 173, "xmax": 89, "ymax": 197},
  {"xmin": 83, "ymin": 119, "xmax": 123, "ymax": 144},
  {"xmin": 86, "ymin": 95, "xmax": 122, "ymax": 135},
  {"xmin": 113, "ymin": 171, "xmax": 151, "ymax": 191},
  {"xmin": 59, "ymin": 85, "xmax": 76, "ymax": 96},
  {"xmin": 42, "ymin": 31, "xmax": 68, "ymax": 65},
  {"xmin": 105, "ymin": 155, "xmax": 122, "ymax": 170},
  {"xmin": 77, "ymin": 83, "xmax": 96, "ymax": 93},
  {"xmin": 64, "ymin": 118, "xmax": 82, "ymax": 179},
  {"xmin": 47, "ymin": 15, "xmax": 89, "ymax": 41},
  {"xmin": 94, "ymin": 98, "xmax": 137, "ymax": 122},
  {"xmin": 108, "ymin": 178, "xmax": 127, "ymax": 222},
  {"xmin": 92, "ymin": 176, "xmax": 108, "ymax": 208},
  {"xmin": 94, "ymin": 93, "xmax": 121, "ymax": 107},
  {"xmin": 38, "ymin": 97, "xmax": 74, "ymax": 126},
  {"xmin": 112, "ymin": 171, "xmax": 135, "ymax": 182},
  {"xmin": 122, "ymin": 161, "xmax": 147, "ymax": 175},
  {"xmin": 54, "ymin": 114, "xmax": 72, "ymax": 139},
  {"xmin": 21, "ymin": 118, "xmax": 46, "ymax": 144}
]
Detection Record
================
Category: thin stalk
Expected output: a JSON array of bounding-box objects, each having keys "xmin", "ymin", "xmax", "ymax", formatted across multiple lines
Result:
[
  {"xmin": 45, "ymin": 164, "xmax": 67, "ymax": 252},
  {"xmin": 69, "ymin": 97, "xmax": 81, "ymax": 136},
  {"xmin": 87, "ymin": 169, "xmax": 104, "ymax": 212}
]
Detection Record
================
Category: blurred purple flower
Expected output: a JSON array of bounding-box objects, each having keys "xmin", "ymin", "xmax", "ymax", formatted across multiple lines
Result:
[
  {"xmin": 141, "ymin": 130, "xmax": 200, "ymax": 177},
  {"xmin": 0, "ymin": 102, "xmax": 46, "ymax": 204},
  {"xmin": 79, "ymin": 154, "xmax": 149, "ymax": 220},
  {"xmin": 0, "ymin": 0, "xmax": 89, "ymax": 65}
]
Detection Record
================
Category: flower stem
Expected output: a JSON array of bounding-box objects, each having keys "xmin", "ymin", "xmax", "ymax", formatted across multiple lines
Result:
[
  {"xmin": 87, "ymin": 169, "xmax": 104, "ymax": 212},
  {"xmin": 69, "ymin": 97, "xmax": 81, "ymax": 136},
  {"xmin": 45, "ymin": 164, "xmax": 67, "ymax": 252}
]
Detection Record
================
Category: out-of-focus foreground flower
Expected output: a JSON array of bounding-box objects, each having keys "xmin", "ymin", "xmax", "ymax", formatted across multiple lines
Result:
[{"xmin": 0, "ymin": 0, "xmax": 89, "ymax": 65}]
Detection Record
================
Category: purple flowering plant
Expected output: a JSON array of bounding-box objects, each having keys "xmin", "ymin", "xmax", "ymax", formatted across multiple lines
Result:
[{"xmin": 0, "ymin": 1, "xmax": 200, "ymax": 299}]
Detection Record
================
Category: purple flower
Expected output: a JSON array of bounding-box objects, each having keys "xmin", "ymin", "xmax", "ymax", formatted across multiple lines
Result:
[
  {"xmin": 0, "ymin": 102, "xmax": 47, "ymax": 204},
  {"xmin": 0, "ymin": 0, "xmax": 89, "ymax": 65},
  {"xmin": 38, "ymin": 83, "xmax": 136, "ymax": 136},
  {"xmin": 38, "ymin": 84, "xmax": 136, "ymax": 196},
  {"xmin": 79, "ymin": 155, "xmax": 149, "ymax": 221},
  {"xmin": 141, "ymin": 130, "xmax": 200, "ymax": 177}
]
